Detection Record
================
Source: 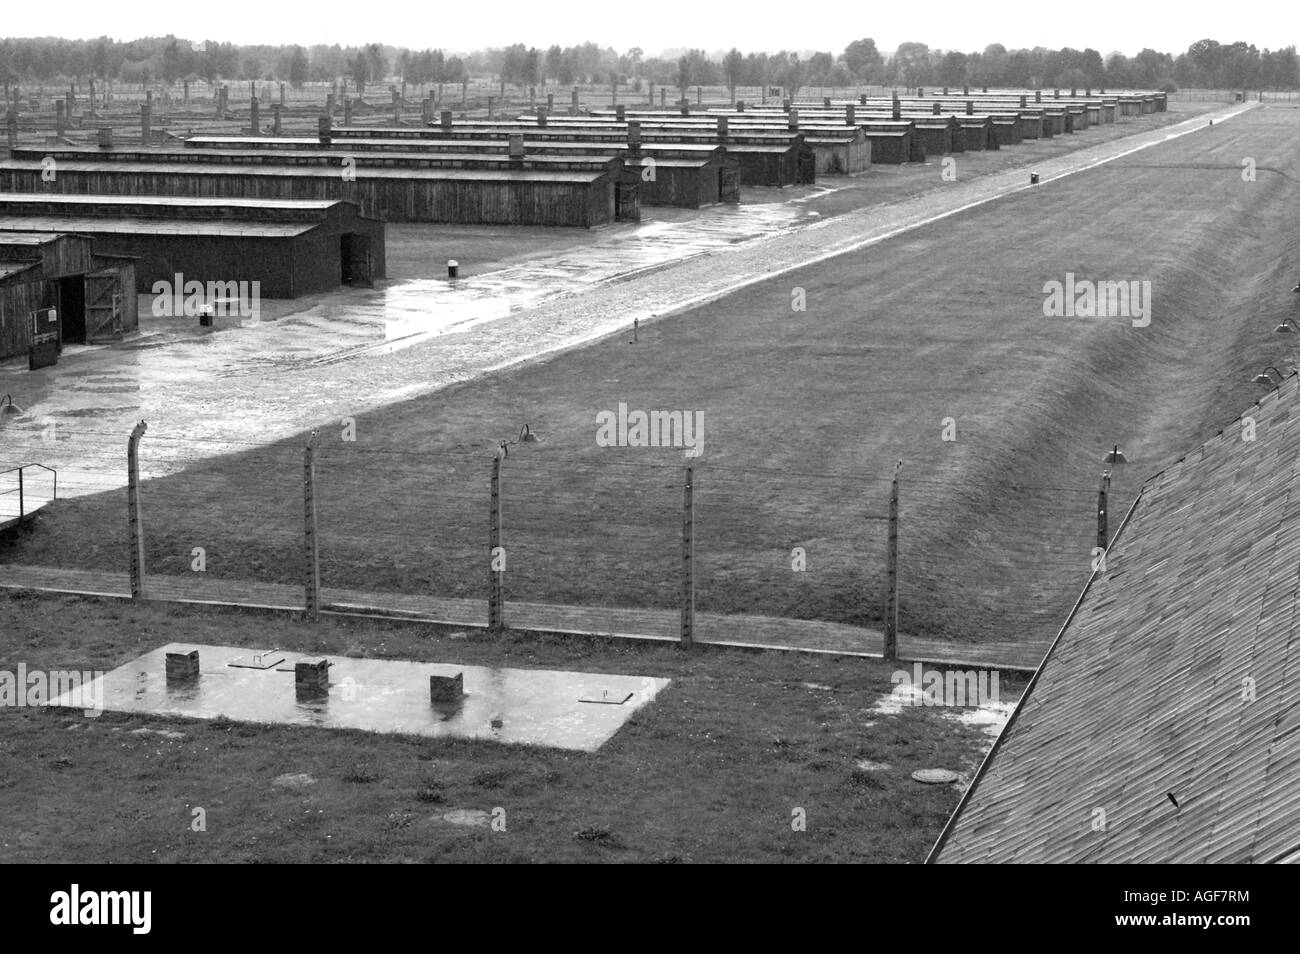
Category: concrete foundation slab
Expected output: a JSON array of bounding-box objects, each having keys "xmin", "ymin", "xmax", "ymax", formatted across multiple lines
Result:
[{"xmin": 49, "ymin": 642, "xmax": 670, "ymax": 751}]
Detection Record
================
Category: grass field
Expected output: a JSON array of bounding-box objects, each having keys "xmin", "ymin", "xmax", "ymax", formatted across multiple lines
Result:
[
  {"xmin": 0, "ymin": 591, "xmax": 1020, "ymax": 862},
  {"xmin": 5, "ymin": 104, "xmax": 1296, "ymax": 651},
  {"xmin": 3, "ymin": 99, "xmax": 1296, "ymax": 866}
]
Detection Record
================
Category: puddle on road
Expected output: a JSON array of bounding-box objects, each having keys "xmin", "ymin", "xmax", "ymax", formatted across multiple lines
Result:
[{"xmin": 1, "ymin": 195, "xmax": 814, "ymax": 497}]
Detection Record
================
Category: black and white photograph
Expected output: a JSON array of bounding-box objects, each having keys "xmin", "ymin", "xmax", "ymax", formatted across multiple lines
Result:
[{"xmin": 0, "ymin": 0, "xmax": 1292, "ymax": 912}]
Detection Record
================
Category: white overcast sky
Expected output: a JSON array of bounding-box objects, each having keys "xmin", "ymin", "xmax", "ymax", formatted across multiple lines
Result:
[{"xmin": 2, "ymin": 1, "xmax": 1294, "ymax": 56}]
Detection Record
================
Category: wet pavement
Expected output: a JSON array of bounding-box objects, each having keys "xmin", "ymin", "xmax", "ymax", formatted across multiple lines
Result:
[
  {"xmin": 0, "ymin": 193, "xmax": 824, "ymax": 495},
  {"xmin": 0, "ymin": 103, "xmax": 1252, "ymax": 497},
  {"xmin": 50, "ymin": 642, "xmax": 671, "ymax": 751}
]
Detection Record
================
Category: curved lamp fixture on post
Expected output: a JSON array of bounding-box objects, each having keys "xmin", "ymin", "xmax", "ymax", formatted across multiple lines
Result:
[
  {"xmin": 1102, "ymin": 444, "xmax": 1128, "ymax": 465},
  {"xmin": 497, "ymin": 423, "xmax": 540, "ymax": 458},
  {"xmin": 1252, "ymin": 366, "xmax": 1286, "ymax": 386}
]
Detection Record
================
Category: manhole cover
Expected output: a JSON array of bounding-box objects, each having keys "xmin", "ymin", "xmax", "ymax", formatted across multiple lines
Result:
[{"xmin": 912, "ymin": 768, "xmax": 959, "ymax": 784}]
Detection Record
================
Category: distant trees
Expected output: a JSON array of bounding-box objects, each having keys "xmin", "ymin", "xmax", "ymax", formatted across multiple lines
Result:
[
  {"xmin": 499, "ymin": 43, "xmax": 541, "ymax": 88},
  {"xmin": 889, "ymin": 42, "xmax": 932, "ymax": 86},
  {"xmin": 1168, "ymin": 39, "xmax": 1297, "ymax": 89},
  {"xmin": 843, "ymin": 38, "xmax": 884, "ymax": 84},
  {"xmin": 722, "ymin": 47, "xmax": 744, "ymax": 101},
  {"xmin": 0, "ymin": 34, "xmax": 1293, "ymax": 96},
  {"xmin": 674, "ymin": 49, "xmax": 717, "ymax": 96},
  {"xmin": 940, "ymin": 51, "xmax": 968, "ymax": 86},
  {"xmin": 286, "ymin": 46, "xmax": 309, "ymax": 87}
]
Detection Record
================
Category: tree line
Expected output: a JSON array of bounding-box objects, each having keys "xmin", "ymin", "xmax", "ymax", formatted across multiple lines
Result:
[{"xmin": 0, "ymin": 35, "xmax": 1296, "ymax": 95}]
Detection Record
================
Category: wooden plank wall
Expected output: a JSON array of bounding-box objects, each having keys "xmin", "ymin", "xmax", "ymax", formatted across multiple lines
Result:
[
  {"xmin": 1, "ymin": 169, "xmax": 612, "ymax": 227},
  {"xmin": 0, "ymin": 276, "xmax": 44, "ymax": 359}
]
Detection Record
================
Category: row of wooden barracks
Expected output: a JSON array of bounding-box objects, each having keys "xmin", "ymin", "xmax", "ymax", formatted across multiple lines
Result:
[
  {"xmin": 0, "ymin": 86, "xmax": 1164, "ymax": 361},
  {"xmin": 1, "ymin": 87, "xmax": 1165, "ymax": 221}
]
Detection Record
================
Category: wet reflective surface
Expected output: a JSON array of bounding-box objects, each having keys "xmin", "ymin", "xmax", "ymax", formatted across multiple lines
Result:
[
  {"xmin": 50, "ymin": 642, "xmax": 671, "ymax": 751},
  {"xmin": 0, "ymin": 194, "xmax": 823, "ymax": 494}
]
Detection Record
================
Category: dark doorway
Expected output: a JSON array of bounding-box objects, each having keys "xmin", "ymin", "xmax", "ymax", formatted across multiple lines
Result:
[
  {"xmin": 340, "ymin": 234, "xmax": 354, "ymax": 285},
  {"xmin": 615, "ymin": 182, "xmax": 640, "ymax": 222},
  {"xmin": 57, "ymin": 276, "xmax": 86, "ymax": 344},
  {"xmin": 348, "ymin": 234, "xmax": 373, "ymax": 287}
]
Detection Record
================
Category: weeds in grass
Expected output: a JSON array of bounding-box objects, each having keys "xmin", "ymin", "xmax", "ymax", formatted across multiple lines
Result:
[
  {"xmin": 343, "ymin": 765, "xmax": 379, "ymax": 784},
  {"xmin": 384, "ymin": 811, "xmax": 413, "ymax": 831},
  {"xmin": 574, "ymin": 826, "xmax": 623, "ymax": 848},
  {"xmin": 471, "ymin": 768, "xmax": 511, "ymax": 789},
  {"xmin": 849, "ymin": 767, "xmax": 886, "ymax": 789},
  {"xmin": 415, "ymin": 783, "xmax": 445, "ymax": 804}
]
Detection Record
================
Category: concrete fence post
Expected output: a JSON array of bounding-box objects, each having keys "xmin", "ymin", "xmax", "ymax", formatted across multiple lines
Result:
[
  {"xmin": 1097, "ymin": 471, "xmax": 1111, "ymax": 551},
  {"xmin": 489, "ymin": 451, "xmax": 504, "ymax": 632},
  {"xmin": 127, "ymin": 421, "xmax": 148, "ymax": 599},
  {"xmin": 681, "ymin": 464, "xmax": 695, "ymax": 648},
  {"xmin": 885, "ymin": 460, "xmax": 901, "ymax": 659},
  {"xmin": 304, "ymin": 431, "xmax": 321, "ymax": 620}
]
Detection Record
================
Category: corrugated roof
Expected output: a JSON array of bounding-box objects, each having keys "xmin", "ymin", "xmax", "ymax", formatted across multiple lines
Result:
[
  {"xmin": 0, "ymin": 192, "xmax": 339, "ymax": 211},
  {"xmin": 623, "ymin": 159, "xmax": 711, "ymax": 169},
  {"xmin": 930, "ymin": 372, "xmax": 1300, "ymax": 864},
  {"xmin": 193, "ymin": 136, "xmax": 725, "ymax": 156},
  {"xmin": 0, "ymin": 260, "xmax": 40, "ymax": 280},
  {"xmin": 0, "ymin": 231, "xmax": 62, "ymax": 245},
  {"xmin": 0, "ymin": 160, "xmax": 606, "ymax": 183},
  {"xmin": 86, "ymin": 143, "xmax": 615, "ymax": 164},
  {"xmin": 0, "ymin": 218, "xmax": 313, "ymax": 238}
]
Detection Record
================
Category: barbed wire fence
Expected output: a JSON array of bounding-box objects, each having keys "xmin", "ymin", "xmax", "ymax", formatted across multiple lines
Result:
[{"xmin": 0, "ymin": 421, "xmax": 1129, "ymax": 657}]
